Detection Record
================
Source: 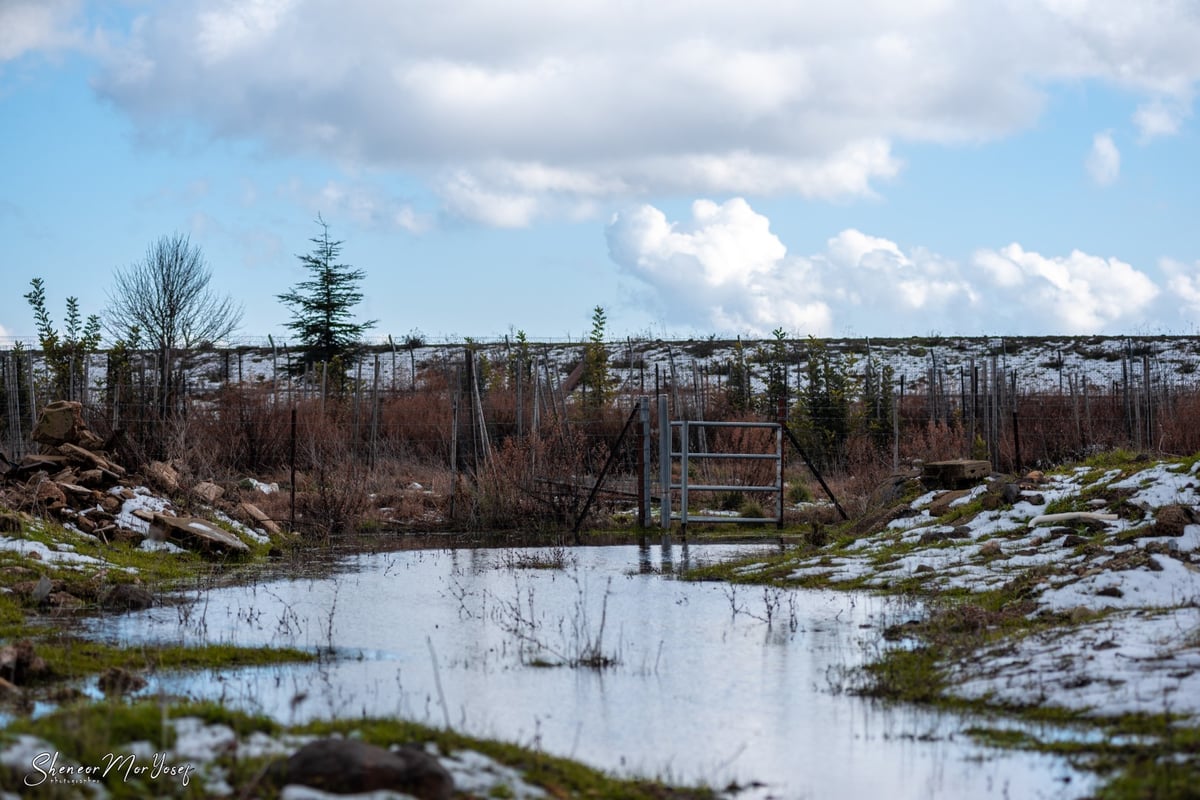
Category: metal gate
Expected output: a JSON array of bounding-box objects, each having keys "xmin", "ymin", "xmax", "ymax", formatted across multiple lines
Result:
[{"xmin": 657, "ymin": 398, "xmax": 783, "ymax": 533}]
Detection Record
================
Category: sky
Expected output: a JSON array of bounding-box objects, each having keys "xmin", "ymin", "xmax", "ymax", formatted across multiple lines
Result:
[{"xmin": 3, "ymin": 0, "xmax": 1200, "ymax": 345}]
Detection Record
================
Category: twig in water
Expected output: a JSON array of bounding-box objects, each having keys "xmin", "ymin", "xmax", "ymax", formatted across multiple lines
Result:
[{"xmin": 426, "ymin": 635, "xmax": 451, "ymax": 729}]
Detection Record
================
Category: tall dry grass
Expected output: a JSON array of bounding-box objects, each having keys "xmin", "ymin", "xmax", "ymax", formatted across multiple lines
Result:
[{"xmin": 49, "ymin": 371, "xmax": 1200, "ymax": 536}]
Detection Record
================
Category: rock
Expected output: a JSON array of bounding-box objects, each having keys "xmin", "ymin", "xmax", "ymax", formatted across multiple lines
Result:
[
  {"xmin": 33, "ymin": 480, "xmax": 66, "ymax": 512},
  {"xmin": 238, "ymin": 502, "xmax": 282, "ymax": 535},
  {"xmin": 100, "ymin": 494, "xmax": 123, "ymax": 514},
  {"xmin": 100, "ymin": 583, "xmax": 154, "ymax": 611},
  {"xmin": 110, "ymin": 528, "xmax": 144, "ymax": 547},
  {"xmin": 1096, "ymin": 585, "xmax": 1124, "ymax": 598},
  {"xmin": 50, "ymin": 468, "xmax": 77, "ymax": 484},
  {"xmin": 1152, "ymin": 504, "xmax": 1199, "ymax": 537},
  {"xmin": 979, "ymin": 540, "xmax": 1002, "ymax": 557},
  {"xmin": 918, "ymin": 528, "xmax": 970, "ymax": 544},
  {"xmin": 145, "ymin": 461, "xmax": 181, "ymax": 493},
  {"xmin": 980, "ymin": 492, "xmax": 1003, "ymax": 511},
  {"xmin": 131, "ymin": 508, "xmax": 158, "ymax": 523},
  {"xmin": 1061, "ymin": 534, "xmax": 1088, "ymax": 548},
  {"xmin": 0, "ymin": 640, "xmax": 50, "ymax": 685},
  {"xmin": 47, "ymin": 592, "xmax": 84, "ymax": 610},
  {"xmin": 32, "ymin": 401, "xmax": 104, "ymax": 450},
  {"xmin": 57, "ymin": 482, "xmax": 93, "ymax": 499},
  {"xmin": 271, "ymin": 738, "xmax": 453, "ymax": 799},
  {"xmin": 58, "ymin": 443, "xmax": 125, "ymax": 477},
  {"xmin": 869, "ymin": 473, "xmax": 919, "ymax": 508},
  {"xmin": 929, "ymin": 489, "xmax": 972, "ymax": 517},
  {"xmin": 76, "ymin": 469, "xmax": 106, "ymax": 487},
  {"xmin": 46, "ymin": 686, "xmax": 84, "ymax": 704},
  {"xmin": 191, "ymin": 481, "xmax": 224, "ymax": 505},
  {"xmin": 149, "ymin": 514, "xmax": 249, "ymax": 556},
  {"xmin": 97, "ymin": 667, "xmax": 147, "ymax": 696}
]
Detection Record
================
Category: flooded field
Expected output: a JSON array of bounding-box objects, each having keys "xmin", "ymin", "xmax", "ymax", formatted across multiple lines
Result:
[{"xmin": 88, "ymin": 544, "xmax": 1094, "ymax": 799}]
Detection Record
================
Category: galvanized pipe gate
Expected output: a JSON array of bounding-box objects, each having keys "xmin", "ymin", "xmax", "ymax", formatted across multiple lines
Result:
[{"xmin": 655, "ymin": 396, "xmax": 784, "ymax": 536}]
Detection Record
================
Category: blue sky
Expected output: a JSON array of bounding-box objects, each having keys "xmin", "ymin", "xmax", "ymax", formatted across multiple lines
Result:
[{"xmin": 3, "ymin": 0, "xmax": 1200, "ymax": 344}]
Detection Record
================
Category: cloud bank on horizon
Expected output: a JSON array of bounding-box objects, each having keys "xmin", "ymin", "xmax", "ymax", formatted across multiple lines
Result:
[
  {"xmin": 3, "ymin": 0, "xmax": 1200, "ymax": 338},
  {"xmin": 606, "ymin": 198, "xmax": 1171, "ymax": 337}
]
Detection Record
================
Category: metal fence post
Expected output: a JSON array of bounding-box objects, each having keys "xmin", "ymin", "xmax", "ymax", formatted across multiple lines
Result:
[
  {"xmin": 639, "ymin": 398, "xmax": 651, "ymax": 528},
  {"xmin": 658, "ymin": 394, "xmax": 670, "ymax": 532},
  {"xmin": 680, "ymin": 419, "xmax": 690, "ymax": 540}
]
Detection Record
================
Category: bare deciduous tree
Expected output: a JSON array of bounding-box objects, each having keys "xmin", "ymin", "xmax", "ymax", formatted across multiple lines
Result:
[{"xmin": 107, "ymin": 233, "xmax": 242, "ymax": 415}]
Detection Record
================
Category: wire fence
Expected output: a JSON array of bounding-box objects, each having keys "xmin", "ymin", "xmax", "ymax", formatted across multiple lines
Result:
[{"xmin": 3, "ymin": 339, "xmax": 1199, "ymax": 530}]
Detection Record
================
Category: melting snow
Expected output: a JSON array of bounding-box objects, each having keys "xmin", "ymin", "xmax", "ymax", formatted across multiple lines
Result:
[{"xmin": 777, "ymin": 457, "xmax": 1200, "ymax": 720}]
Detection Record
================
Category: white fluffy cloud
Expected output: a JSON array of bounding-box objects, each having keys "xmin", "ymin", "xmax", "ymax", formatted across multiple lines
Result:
[
  {"xmin": 1162, "ymin": 258, "xmax": 1200, "ymax": 316},
  {"xmin": 0, "ymin": 0, "xmax": 80, "ymax": 61},
  {"xmin": 970, "ymin": 244, "xmax": 1159, "ymax": 332},
  {"xmin": 605, "ymin": 199, "xmax": 831, "ymax": 334},
  {"xmin": 1134, "ymin": 98, "xmax": 1191, "ymax": 140},
  {"xmin": 1086, "ymin": 132, "xmax": 1120, "ymax": 185},
  {"xmin": 85, "ymin": 0, "xmax": 1200, "ymax": 225},
  {"xmin": 609, "ymin": 198, "xmax": 1163, "ymax": 336}
]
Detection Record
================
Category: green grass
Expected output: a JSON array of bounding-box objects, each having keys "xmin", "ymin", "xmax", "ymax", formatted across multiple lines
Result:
[
  {"xmin": 26, "ymin": 638, "xmax": 316, "ymax": 685},
  {"xmin": 2, "ymin": 699, "xmax": 720, "ymax": 799},
  {"xmin": 300, "ymin": 717, "xmax": 719, "ymax": 800}
]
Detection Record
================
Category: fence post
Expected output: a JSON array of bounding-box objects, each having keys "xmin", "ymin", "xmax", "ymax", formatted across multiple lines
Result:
[
  {"xmin": 289, "ymin": 406, "xmax": 297, "ymax": 533},
  {"xmin": 658, "ymin": 394, "xmax": 670, "ymax": 533},
  {"xmin": 680, "ymin": 419, "xmax": 690, "ymax": 540}
]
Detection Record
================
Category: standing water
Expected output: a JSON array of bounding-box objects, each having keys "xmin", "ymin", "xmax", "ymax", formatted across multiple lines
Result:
[{"xmin": 89, "ymin": 545, "xmax": 1092, "ymax": 799}]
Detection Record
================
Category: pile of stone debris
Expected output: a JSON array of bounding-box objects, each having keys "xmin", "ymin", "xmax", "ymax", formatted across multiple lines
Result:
[{"xmin": 0, "ymin": 401, "xmax": 288, "ymax": 557}]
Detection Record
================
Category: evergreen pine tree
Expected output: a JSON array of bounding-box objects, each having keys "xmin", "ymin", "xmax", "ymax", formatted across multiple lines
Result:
[
  {"xmin": 581, "ymin": 306, "xmax": 612, "ymax": 409},
  {"xmin": 278, "ymin": 217, "xmax": 376, "ymax": 372}
]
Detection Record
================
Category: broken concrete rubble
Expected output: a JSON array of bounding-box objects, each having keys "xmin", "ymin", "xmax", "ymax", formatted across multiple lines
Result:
[
  {"xmin": 2, "ymin": 403, "xmax": 288, "ymax": 558},
  {"xmin": 238, "ymin": 501, "xmax": 283, "ymax": 535},
  {"xmin": 191, "ymin": 481, "xmax": 224, "ymax": 505},
  {"xmin": 145, "ymin": 461, "xmax": 181, "ymax": 493},
  {"xmin": 32, "ymin": 401, "xmax": 105, "ymax": 451},
  {"xmin": 149, "ymin": 514, "xmax": 250, "ymax": 556}
]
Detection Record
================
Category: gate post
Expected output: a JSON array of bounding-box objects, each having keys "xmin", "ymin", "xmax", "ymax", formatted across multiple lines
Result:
[
  {"xmin": 775, "ymin": 424, "xmax": 784, "ymax": 530},
  {"xmin": 638, "ymin": 399, "xmax": 651, "ymax": 529}
]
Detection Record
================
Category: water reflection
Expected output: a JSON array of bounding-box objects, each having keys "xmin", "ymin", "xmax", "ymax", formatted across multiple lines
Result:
[{"xmin": 87, "ymin": 545, "xmax": 1092, "ymax": 799}]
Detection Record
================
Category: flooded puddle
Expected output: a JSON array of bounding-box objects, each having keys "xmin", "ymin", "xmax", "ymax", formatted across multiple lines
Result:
[{"xmin": 89, "ymin": 544, "xmax": 1093, "ymax": 798}]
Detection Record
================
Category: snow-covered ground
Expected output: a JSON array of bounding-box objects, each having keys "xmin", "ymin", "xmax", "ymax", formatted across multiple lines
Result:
[
  {"xmin": 748, "ymin": 457, "xmax": 1200, "ymax": 720},
  {"xmin": 13, "ymin": 334, "xmax": 1200, "ymax": 402},
  {"xmin": 0, "ymin": 720, "xmax": 549, "ymax": 800},
  {"xmin": 3, "ymin": 453, "xmax": 1199, "ymax": 793}
]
